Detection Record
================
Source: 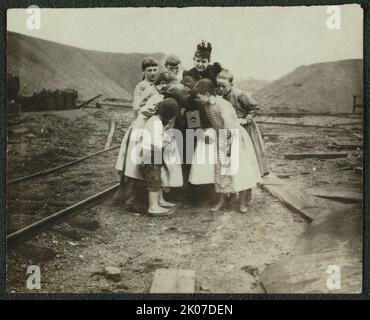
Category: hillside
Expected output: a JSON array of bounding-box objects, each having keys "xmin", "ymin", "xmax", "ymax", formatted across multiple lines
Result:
[
  {"xmin": 234, "ymin": 78, "xmax": 269, "ymax": 95},
  {"xmin": 253, "ymin": 59, "xmax": 363, "ymax": 113},
  {"xmin": 7, "ymin": 31, "xmax": 165, "ymax": 100}
]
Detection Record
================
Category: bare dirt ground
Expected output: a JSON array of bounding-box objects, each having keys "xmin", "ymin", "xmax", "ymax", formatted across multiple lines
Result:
[{"xmin": 6, "ymin": 107, "xmax": 362, "ymax": 293}]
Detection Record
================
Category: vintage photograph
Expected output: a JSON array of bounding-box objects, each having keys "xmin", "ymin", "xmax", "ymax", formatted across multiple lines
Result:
[{"xmin": 6, "ymin": 5, "xmax": 363, "ymax": 294}]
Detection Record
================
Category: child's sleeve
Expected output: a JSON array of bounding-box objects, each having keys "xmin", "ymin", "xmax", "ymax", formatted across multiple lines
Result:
[
  {"xmin": 238, "ymin": 91, "xmax": 259, "ymax": 116},
  {"xmin": 133, "ymin": 85, "xmax": 155, "ymax": 113},
  {"xmin": 132, "ymin": 83, "xmax": 144, "ymax": 112},
  {"xmin": 140, "ymin": 94, "xmax": 161, "ymax": 118}
]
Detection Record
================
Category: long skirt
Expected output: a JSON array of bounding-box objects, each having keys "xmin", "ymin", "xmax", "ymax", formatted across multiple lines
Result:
[
  {"xmin": 188, "ymin": 128, "xmax": 216, "ymax": 185},
  {"xmin": 214, "ymin": 126, "xmax": 261, "ymax": 193},
  {"xmin": 242, "ymin": 119, "xmax": 269, "ymax": 176},
  {"xmin": 115, "ymin": 116, "xmax": 183, "ymax": 188}
]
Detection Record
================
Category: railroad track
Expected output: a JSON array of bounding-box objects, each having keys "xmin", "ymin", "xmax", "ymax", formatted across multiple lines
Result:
[
  {"xmin": 7, "ymin": 144, "xmax": 122, "ymax": 248},
  {"xmin": 7, "ymin": 144, "xmax": 120, "ymax": 185},
  {"xmin": 7, "ymin": 183, "xmax": 119, "ymax": 249}
]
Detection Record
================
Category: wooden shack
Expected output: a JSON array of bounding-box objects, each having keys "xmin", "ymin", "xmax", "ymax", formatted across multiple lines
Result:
[{"xmin": 19, "ymin": 89, "xmax": 78, "ymax": 112}]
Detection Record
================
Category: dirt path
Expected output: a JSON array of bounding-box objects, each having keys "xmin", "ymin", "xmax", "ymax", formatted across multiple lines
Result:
[
  {"xmin": 6, "ymin": 108, "xmax": 362, "ymax": 293},
  {"xmin": 7, "ymin": 188, "xmax": 307, "ymax": 293}
]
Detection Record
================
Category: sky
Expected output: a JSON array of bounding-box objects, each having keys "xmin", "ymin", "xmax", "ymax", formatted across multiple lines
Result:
[{"xmin": 7, "ymin": 5, "xmax": 363, "ymax": 81}]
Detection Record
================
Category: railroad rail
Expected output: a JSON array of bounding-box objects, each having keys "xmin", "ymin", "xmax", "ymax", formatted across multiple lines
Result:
[
  {"xmin": 7, "ymin": 183, "xmax": 119, "ymax": 249},
  {"xmin": 7, "ymin": 144, "xmax": 120, "ymax": 185}
]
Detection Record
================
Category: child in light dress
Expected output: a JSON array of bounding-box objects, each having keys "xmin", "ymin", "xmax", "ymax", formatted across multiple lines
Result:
[
  {"xmin": 192, "ymin": 79, "xmax": 262, "ymax": 213},
  {"xmin": 140, "ymin": 98, "xmax": 180, "ymax": 216}
]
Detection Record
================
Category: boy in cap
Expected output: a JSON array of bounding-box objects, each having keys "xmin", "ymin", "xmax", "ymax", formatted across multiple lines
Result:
[{"xmin": 165, "ymin": 54, "xmax": 183, "ymax": 81}]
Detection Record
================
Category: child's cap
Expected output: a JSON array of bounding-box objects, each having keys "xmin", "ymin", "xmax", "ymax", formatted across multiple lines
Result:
[
  {"xmin": 165, "ymin": 55, "xmax": 181, "ymax": 67},
  {"xmin": 158, "ymin": 98, "xmax": 179, "ymax": 120}
]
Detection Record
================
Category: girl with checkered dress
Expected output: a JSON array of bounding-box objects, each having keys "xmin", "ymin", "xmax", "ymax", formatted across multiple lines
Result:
[{"xmin": 192, "ymin": 79, "xmax": 262, "ymax": 213}]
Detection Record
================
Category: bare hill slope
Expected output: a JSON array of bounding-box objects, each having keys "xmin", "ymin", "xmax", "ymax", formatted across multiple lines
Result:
[
  {"xmin": 253, "ymin": 59, "xmax": 363, "ymax": 113},
  {"xmin": 234, "ymin": 78, "xmax": 269, "ymax": 95},
  {"xmin": 7, "ymin": 31, "xmax": 165, "ymax": 100}
]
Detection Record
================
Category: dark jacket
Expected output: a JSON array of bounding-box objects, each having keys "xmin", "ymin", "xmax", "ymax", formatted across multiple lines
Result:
[{"xmin": 182, "ymin": 63, "xmax": 222, "ymax": 87}]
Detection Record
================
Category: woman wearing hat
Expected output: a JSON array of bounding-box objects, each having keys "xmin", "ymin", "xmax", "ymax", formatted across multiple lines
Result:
[
  {"xmin": 183, "ymin": 41, "xmax": 222, "ymax": 87},
  {"xmin": 182, "ymin": 42, "xmax": 220, "ymax": 200}
]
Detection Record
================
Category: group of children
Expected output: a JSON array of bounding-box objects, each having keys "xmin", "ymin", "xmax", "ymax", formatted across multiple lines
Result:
[{"xmin": 115, "ymin": 41, "xmax": 269, "ymax": 216}]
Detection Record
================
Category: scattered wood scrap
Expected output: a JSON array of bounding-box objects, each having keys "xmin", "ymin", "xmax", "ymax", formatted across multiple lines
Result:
[
  {"xmin": 8, "ymin": 126, "xmax": 30, "ymax": 135},
  {"xmin": 352, "ymin": 133, "xmax": 363, "ymax": 140},
  {"xmin": 332, "ymin": 121, "xmax": 362, "ymax": 127},
  {"xmin": 99, "ymin": 102, "xmax": 132, "ymax": 108},
  {"xmin": 256, "ymin": 121, "xmax": 338, "ymax": 130},
  {"xmin": 275, "ymin": 162, "xmax": 287, "ymax": 167},
  {"xmin": 322, "ymin": 128, "xmax": 347, "ymax": 133},
  {"xmin": 262, "ymin": 133, "xmax": 280, "ymax": 138},
  {"xmin": 257, "ymin": 112, "xmax": 361, "ymax": 118},
  {"xmin": 150, "ymin": 269, "xmax": 195, "ymax": 293},
  {"xmin": 104, "ymin": 121, "xmax": 116, "ymax": 150},
  {"xmin": 355, "ymin": 167, "xmax": 363, "ymax": 174},
  {"xmin": 260, "ymin": 174, "xmax": 322, "ymax": 221},
  {"xmin": 306, "ymin": 186, "xmax": 362, "ymax": 203},
  {"xmin": 78, "ymin": 94, "xmax": 103, "ymax": 108},
  {"xmin": 275, "ymin": 172, "xmax": 310, "ymax": 179},
  {"xmin": 7, "ymin": 139, "xmax": 21, "ymax": 144},
  {"xmin": 332, "ymin": 141, "xmax": 362, "ymax": 150},
  {"xmin": 284, "ymin": 152, "xmax": 348, "ymax": 160}
]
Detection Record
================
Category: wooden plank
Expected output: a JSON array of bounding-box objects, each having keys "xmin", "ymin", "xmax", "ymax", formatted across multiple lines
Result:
[
  {"xmin": 78, "ymin": 94, "xmax": 103, "ymax": 108},
  {"xmin": 275, "ymin": 172, "xmax": 310, "ymax": 179},
  {"xmin": 260, "ymin": 173, "xmax": 285, "ymax": 186},
  {"xmin": 261, "ymin": 174, "xmax": 321, "ymax": 221},
  {"xmin": 257, "ymin": 112, "xmax": 359, "ymax": 117},
  {"xmin": 256, "ymin": 121, "xmax": 338, "ymax": 129},
  {"xmin": 284, "ymin": 152, "xmax": 347, "ymax": 160},
  {"xmin": 104, "ymin": 121, "xmax": 116, "ymax": 150},
  {"xmin": 332, "ymin": 121, "xmax": 362, "ymax": 127},
  {"xmin": 352, "ymin": 133, "xmax": 363, "ymax": 140},
  {"xmin": 150, "ymin": 269, "xmax": 195, "ymax": 293},
  {"xmin": 332, "ymin": 141, "xmax": 362, "ymax": 150},
  {"xmin": 100, "ymin": 102, "xmax": 132, "ymax": 108},
  {"xmin": 262, "ymin": 133, "xmax": 281, "ymax": 138},
  {"xmin": 307, "ymin": 186, "xmax": 362, "ymax": 203}
]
